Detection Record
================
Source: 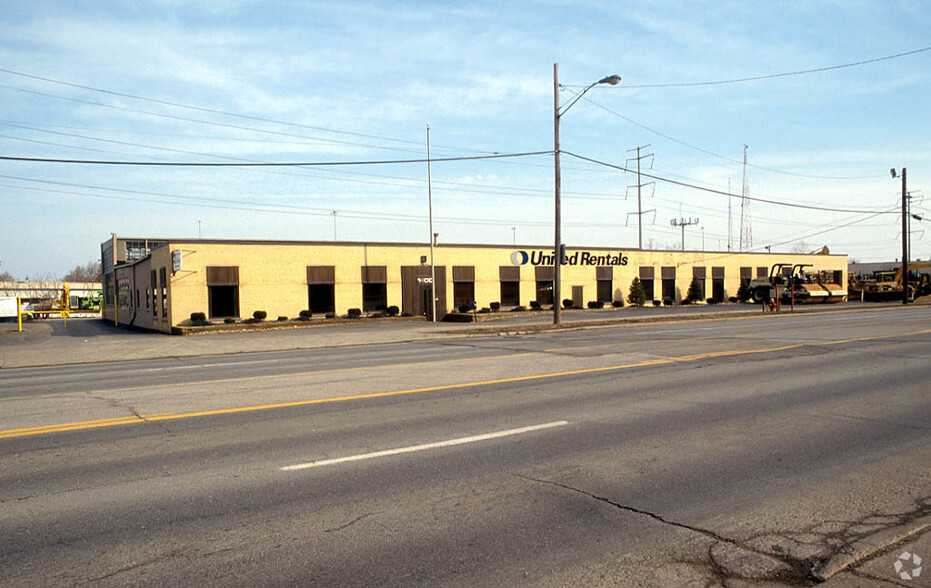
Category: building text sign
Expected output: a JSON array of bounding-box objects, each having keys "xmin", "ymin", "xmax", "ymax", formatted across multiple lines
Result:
[{"xmin": 510, "ymin": 250, "xmax": 629, "ymax": 267}]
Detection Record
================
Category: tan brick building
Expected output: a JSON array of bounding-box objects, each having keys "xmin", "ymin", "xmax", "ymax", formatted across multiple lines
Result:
[{"xmin": 101, "ymin": 235, "xmax": 848, "ymax": 333}]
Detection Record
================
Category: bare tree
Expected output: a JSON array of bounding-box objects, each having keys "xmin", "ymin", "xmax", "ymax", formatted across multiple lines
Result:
[
  {"xmin": 790, "ymin": 241, "xmax": 811, "ymax": 254},
  {"xmin": 0, "ymin": 261, "xmax": 14, "ymax": 282},
  {"xmin": 62, "ymin": 261, "xmax": 102, "ymax": 283}
]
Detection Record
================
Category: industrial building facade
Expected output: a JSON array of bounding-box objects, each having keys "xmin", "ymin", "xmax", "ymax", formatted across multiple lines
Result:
[{"xmin": 101, "ymin": 235, "xmax": 848, "ymax": 334}]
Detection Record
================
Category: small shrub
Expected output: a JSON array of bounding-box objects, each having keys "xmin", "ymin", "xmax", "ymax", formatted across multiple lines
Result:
[
  {"xmin": 224, "ymin": 317, "xmax": 237, "ymax": 324},
  {"xmin": 728, "ymin": 296, "xmax": 739, "ymax": 303},
  {"xmin": 190, "ymin": 312, "xmax": 206, "ymax": 322},
  {"xmin": 253, "ymin": 310, "xmax": 267, "ymax": 321},
  {"xmin": 299, "ymin": 310, "xmax": 312, "ymax": 319},
  {"xmin": 587, "ymin": 300, "xmax": 604, "ymax": 309},
  {"xmin": 562, "ymin": 299, "xmax": 573, "ymax": 309},
  {"xmin": 707, "ymin": 298, "xmax": 719, "ymax": 305},
  {"xmin": 386, "ymin": 305, "xmax": 399, "ymax": 316},
  {"xmin": 347, "ymin": 308, "xmax": 362, "ymax": 317},
  {"xmin": 325, "ymin": 312, "xmax": 337, "ymax": 319},
  {"xmin": 612, "ymin": 299, "xmax": 624, "ymax": 308},
  {"xmin": 663, "ymin": 298, "xmax": 673, "ymax": 306},
  {"xmin": 277, "ymin": 315, "xmax": 288, "ymax": 321},
  {"xmin": 401, "ymin": 312, "xmax": 413, "ymax": 317},
  {"xmin": 477, "ymin": 307, "xmax": 491, "ymax": 314},
  {"xmin": 490, "ymin": 301, "xmax": 500, "ymax": 312},
  {"xmin": 652, "ymin": 300, "xmax": 662, "ymax": 307},
  {"xmin": 530, "ymin": 300, "xmax": 542, "ymax": 310},
  {"xmin": 511, "ymin": 305, "xmax": 527, "ymax": 312},
  {"xmin": 680, "ymin": 298, "xmax": 692, "ymax": 305}
]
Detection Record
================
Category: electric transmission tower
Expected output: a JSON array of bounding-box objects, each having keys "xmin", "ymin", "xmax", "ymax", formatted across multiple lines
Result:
[
  {"xmin": 625, "ymin": 145, "xmax": 655, "ymax": 249},
  {"xmin": 739, "ymin": 145, "xmax": 752, "ymax": 251}
]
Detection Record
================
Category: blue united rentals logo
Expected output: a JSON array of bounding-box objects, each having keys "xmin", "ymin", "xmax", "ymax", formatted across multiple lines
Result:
[{"xmin": 510, "ymin": 250, "xmax": 628, "ymax": 266}]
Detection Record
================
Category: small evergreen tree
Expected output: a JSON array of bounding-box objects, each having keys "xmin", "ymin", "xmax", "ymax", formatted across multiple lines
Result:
[
  {"xmin": 627, "ymin": 277, "xmax": 646, "ymax": 306},
  {"xmin": 736, "ymin": 281, "xmax": 750, "ymax": 302},
  {"xmin": 686, "ymin": 276, "xmax": 702, "ymax": 302}
]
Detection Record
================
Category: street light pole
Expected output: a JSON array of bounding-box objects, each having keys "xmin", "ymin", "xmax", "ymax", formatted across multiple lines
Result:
[
  {"xmin": 553, "ymin": 63, "xmax": 621, "ymax": 325},
  {"xmin": 553, "ymin": 63, "xmax": 562, "ymax": 324}
]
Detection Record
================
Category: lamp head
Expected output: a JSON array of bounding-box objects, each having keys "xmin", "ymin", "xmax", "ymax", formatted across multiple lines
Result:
[
  {"xmin": 598, "ymin": 75, "xmax": 622, "ymax": 86},
  {"xmin": 891, "ymin": 168, "xmax": 898, "ymax": 179}
]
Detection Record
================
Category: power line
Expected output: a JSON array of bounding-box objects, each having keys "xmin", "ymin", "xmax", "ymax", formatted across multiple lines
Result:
[
  {"xmin": 0, "ymin": 151, "xmax": 550, "ymax": 167},
  {"xmin": 563, "ymin": 151, "xmax": 897, "ymax": 215},
  {"xmin": 585, "ymin": 99, "xmax": 887, "ymax": 180},
  {"xmin": 621, "ymin": 45, "xmax": 931, "ymax": 89}
]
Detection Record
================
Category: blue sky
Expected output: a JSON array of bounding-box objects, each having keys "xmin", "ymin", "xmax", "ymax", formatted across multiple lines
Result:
[{"xmin": 1, "ymin": 0, "xmax": 929, "ymax": 279}]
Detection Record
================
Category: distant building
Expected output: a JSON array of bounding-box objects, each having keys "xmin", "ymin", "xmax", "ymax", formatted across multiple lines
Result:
[{"xmin": 101, "ymin": 234, "xmax": 848, "ymax": 334}]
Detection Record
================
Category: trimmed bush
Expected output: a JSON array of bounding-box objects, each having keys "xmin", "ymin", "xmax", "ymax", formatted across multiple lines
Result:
[
  {"xmin": 347, "ymin": 308, "xmax": 362, "ymax": 317},
  {"xmin": 190, "ymin": 312, "xmax": 206, "ymax": 322},
  {"xmin": 277, "ymin": 315, "xmax": 288, "ymax": 321},
  {"xmin": 612, "ymin": 299, "xmax": 624, "ymax": 308},
  {"xmin": 587, "ymin": 300, "xmax": 604, "ymax": 309},
  {"xmin": 224, "ymin": 317, "xmax": 237, "ymax": 324},
  {"xmin": 562, "ymin": 298, "xmax": 573, "ymax": 309},
  {"xmin": 490, "ymin": 301, "xmax": 500, "ymax": 312},
  {"xmin": 530, "ymin": 300, "xmax": 542, "ymax": 310},
  {"xmin": 663, "ymin": 298, "xmax": 673, "ymax": 306},
  {"xmin": 652, "ymin": 300, "xmax": 662, "ymax": 307},
  {"xmin": 252, "ymin": 310, "xmax": 267, "ymax": 321},
  {"xmin": 386, "ymin": 305, "xmax": 399, "ymax": 316},
  {"xmin": 325, "ymin": 312, "xmax": 337, "ymax": 319},
  {"xmin": 299, "ymin": 310, "xmax": 312, "ymax": 319},
  {"xmin": 707, "ymin": 298, "xmax": 719, "ymax": 305},
  {"xmin": 511, "ymin": 305, "xmax": 527, "ymax": 312}
]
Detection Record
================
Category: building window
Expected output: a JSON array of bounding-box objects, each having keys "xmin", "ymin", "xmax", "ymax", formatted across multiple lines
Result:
[
  {"xmin": 691, "ymin": 267, "xmax": 706, "ymax": 301},
  {"xmin": 712, "ymin": 267, "xmax": 725, "ymax": 301},
  {"xmin": 453, "ymin": 266, "xmax": 475, "ymax": 308},
  {"xmin": 757, "ymin": 266, "xmax": 769, "ymax": 279},
  {"xmin": 639, "ymin": 266, "xmax": 655, "ymax": 301},
  {"xmin": 361, "ymin": 266, "xmax": 387, "ymax": 311},
  {"xmin": 206, "ymin": 266, "xmax": 239, "ymax": 319},
  {"xmin": 103, "ymin": 272, "xmax": 114, "ymax": 305},
  {"xmin": 661, "ymin": 266, "xmax": 676, "ymax": 301},
  {"xmin": 499, "ymin": 266, "xmax": 520, "ymax": 306},
  {"xmin": 159, "ymin": 267, "xmax": 168, "ymax": 318},
  {"xmin": 740, "ymin": 266, "xmax": 752, "ymax": 288},
  {"xmin": 535, "ymin": 266, "xmax": 554, "ymax": 305},
  {"xmin": 150, "ymin": 270, "xmax": 157, "ymax": 317},
  {"xmin": 596, "ymin": 267, "xmax": 612, "ymax": 303},
  {"xmin": 307, "ymin": 266, "xmax": 336, "ymax": 314}
]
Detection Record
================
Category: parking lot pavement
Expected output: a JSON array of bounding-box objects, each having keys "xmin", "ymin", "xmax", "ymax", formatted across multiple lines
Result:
[{"xmin": 0, "ymin": 301, "xmax": 912, "ymax": 369}]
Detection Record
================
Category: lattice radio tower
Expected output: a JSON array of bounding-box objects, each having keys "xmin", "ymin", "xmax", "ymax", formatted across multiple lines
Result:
[{"xmin": 739, "ymin": 144, "xmax": 752, "ymax": 251}]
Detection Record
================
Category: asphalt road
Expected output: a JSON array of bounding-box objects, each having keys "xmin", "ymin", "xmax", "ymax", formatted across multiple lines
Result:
[{"xmin": 1, "ymin": 308, "xmax": 929, "ymax": 586}]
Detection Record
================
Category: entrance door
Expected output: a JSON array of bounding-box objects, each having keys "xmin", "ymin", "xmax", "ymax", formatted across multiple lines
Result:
[
  {"xmin": 571, "ymin": 285, "xmax": 584, "ymax": 308},
  {"xmin": 401, "ymin": 266, "xmax": 447, "ymax": 320}
]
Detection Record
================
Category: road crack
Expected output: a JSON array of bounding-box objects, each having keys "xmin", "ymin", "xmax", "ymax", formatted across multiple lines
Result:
[
  {"xmin": 325, "ymin": 511, "xmax": 380, "ymax": 533},
  {"xmin": 517, "ymin": 474, "xmax": 813, "ymax": 585},
  {"xmin": 82, "ymin": 391, "xmax": 171, "ymax": 434}
]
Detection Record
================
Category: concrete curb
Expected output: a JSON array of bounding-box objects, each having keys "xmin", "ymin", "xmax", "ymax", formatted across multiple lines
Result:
[{"xmin": 810, "ymin": 514, "xmax": 931, "ymax": 581}]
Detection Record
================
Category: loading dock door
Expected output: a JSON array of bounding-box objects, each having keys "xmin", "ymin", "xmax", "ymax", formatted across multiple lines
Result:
[{"xmin": 401, "ymin": 266, "xmax": 447, "ymax": 320}]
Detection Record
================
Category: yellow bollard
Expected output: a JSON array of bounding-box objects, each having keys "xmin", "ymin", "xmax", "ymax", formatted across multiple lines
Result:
[{"xmin": 17, "ymin": 296, "xmax": 22, "ymax": 332}]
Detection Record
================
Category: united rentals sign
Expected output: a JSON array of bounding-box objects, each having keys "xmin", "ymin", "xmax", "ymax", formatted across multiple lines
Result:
[{"xmin": 510, "ymin": 250, "xmax": 629, "ymax": 266}]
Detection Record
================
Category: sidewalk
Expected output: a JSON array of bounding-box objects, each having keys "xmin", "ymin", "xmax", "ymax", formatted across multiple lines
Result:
[{"xmin": 0, "ymin": 301, "xmax": 914, "ymax": 370}]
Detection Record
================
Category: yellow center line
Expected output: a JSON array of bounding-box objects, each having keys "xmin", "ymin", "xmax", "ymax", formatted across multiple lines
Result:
[{"xmin": 2, "ymin": 327, "xmax": 929, "ymax": 440}]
